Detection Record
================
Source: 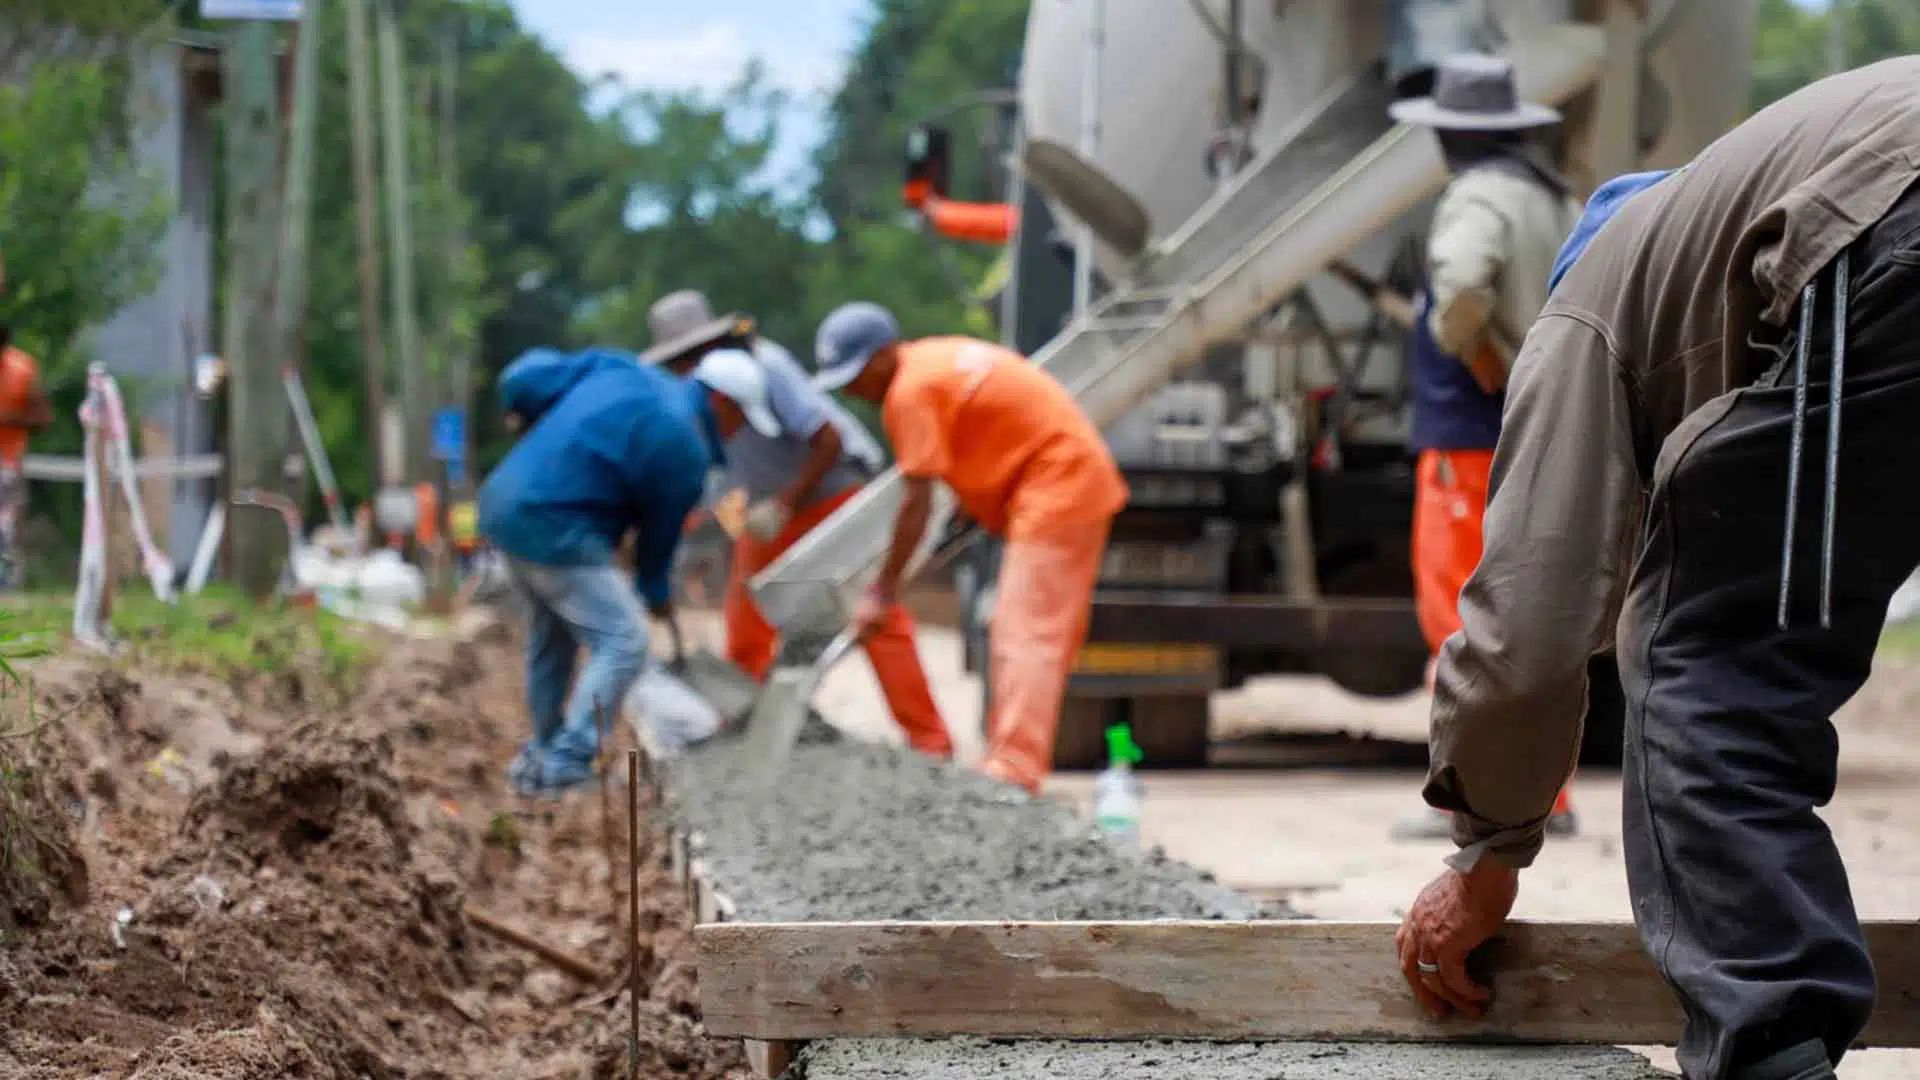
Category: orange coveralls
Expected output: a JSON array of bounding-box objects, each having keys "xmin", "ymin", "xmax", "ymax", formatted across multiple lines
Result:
[
  {"xmin": 883, "ymin": 337, "xmax": 1129, "ymax": 792},
  {"xmin": 1412, "ymin": 446, "xmax": 1573, "ymax": 818},
  {"xmin": 725, "ymin": 485, "xmax": 952, "ymax": 758}
]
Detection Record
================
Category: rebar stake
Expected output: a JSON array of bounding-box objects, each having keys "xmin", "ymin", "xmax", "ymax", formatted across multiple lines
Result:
[
  {"xmin": 1780, "ymin": 278, "xmax": 1817, "ymax": 630},
  {"xmin": 627, "ymin": 747, "xmax": 642, "ymax": 1080},
  {"xmin": 1820, "ymin": 250, "xmax": 1851, "ymax": 629}
]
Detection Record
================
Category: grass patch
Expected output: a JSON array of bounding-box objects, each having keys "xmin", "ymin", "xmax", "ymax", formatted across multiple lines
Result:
[{"xmin": 0, "ymin": 586, "xmax": 375, "ymax": 682}]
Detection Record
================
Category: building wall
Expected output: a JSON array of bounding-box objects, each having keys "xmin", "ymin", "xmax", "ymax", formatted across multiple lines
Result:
[{"xmin": 84, "ymin": 43, "xmax": 218, "ymax": 566}]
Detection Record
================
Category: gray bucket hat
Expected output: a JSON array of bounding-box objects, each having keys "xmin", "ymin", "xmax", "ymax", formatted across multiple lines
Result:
[
  {"xmin": 1388, "ymin": 54, "xmax": 1559, "ymax": 132},
  {"xmin": 640, "ymin": 289, "xmax": 752, "ymax": 366}
]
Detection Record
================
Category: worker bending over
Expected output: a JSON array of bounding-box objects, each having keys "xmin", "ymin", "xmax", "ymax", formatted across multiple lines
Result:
[
  {"xmin": 479, "ymin": 347, "xmax": 719, "ymax": 797},
  {"xmin": 1395, "ymin": 59, "xmax": 1920, "ymax": 1080},
  {"xmin": 1388, "ymin": 54, "xmax": 1582, "ymax": 842},
  {"xmin": 813, "ymin": 302, "xmax": 1127, "ymax": 793},
  {"xmin": 688, "ymin": 346, "xmax": 951, "ymax": 757}
]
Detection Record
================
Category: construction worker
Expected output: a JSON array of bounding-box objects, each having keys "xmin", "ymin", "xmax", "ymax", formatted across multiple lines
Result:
[
  {"xmin": 479, "ymin": 346, "xmax": 719, "ymax": 796},
  {"xmin": 641, "ymin": 288, "xmax": 886, "ymax": 471},
  {"xmin": 0, "ymin": 312, "xmax": 52, "ymax": 590},
  {"xmin": 686, "ymin": 346, "xmax": 953, "ymax": 757},
  {"xmin": 1394, "ymin": 59, "xmax": 1920, "ymax": 1080},
  {"xmin": 1386, "ymin": 53, "xmax": 1581, "ymax": 842},
  {"xmin": 813, "ymin": 302, "xmax": 1127, "ymax": 794}
]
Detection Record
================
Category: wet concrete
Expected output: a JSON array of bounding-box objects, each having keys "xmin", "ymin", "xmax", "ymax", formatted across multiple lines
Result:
[
  {"xmin": 791, "ymin": 1038, "xmax": 1672, "ymax": 1079},
  {"xmin": 667, "ymin": 737, "xmax": 1266, "ymax": 922},
  {"xmin": 666, "ymin": 737, "xmax": 1667, "ymax": 1079}
]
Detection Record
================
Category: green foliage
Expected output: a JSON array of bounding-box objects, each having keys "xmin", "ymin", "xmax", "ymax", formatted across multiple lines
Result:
[
  {"xmin": 0, "ymin": 587, "xmax": 372, "ymax": 683},
  {"xmin": 0, "ymin": 58, "xmax": 171, "ymax": 552},
  {"xmin": 0, "ymin": 62, "xmax": 171, "ymax": 382},
  {"xmin": 1752, "ymin": 0, "xmax": 1920, "ymax": 111}
]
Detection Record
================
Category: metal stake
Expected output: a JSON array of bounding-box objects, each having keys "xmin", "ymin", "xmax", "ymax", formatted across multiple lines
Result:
[
  {"xmin": 1779, "ymin": 279, "xmax": 1817, "ymax": 630},
  {"xmin": 627, "ymin": 747, "xmax": 642, "ymax": 1080},
  {"xmin": 1820, "ymin": 250, "xmax": 1850, "ymax": 629}
]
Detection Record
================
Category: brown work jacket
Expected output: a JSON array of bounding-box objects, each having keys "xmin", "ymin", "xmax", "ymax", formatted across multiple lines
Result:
[{"xmin": 1427, "ymin": 57, "xmax": 1920, "ymax": 870}]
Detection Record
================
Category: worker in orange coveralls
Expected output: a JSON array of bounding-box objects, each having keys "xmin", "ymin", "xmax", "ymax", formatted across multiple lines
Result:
[
  {"xmin": 688, "ymin": 346, "xmax": 952, "ymax": 759},
  {"xmin": 812, "ymin": 302, "xmax": 1127, "ymax": 794}
]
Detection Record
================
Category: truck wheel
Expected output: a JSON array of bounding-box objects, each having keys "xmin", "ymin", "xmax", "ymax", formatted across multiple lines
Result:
[{"xmin": 1579, "ymin": 654, "xmax": 1627, "ymax": 767}]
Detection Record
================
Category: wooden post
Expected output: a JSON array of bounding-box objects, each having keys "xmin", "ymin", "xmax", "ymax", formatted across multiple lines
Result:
[
  {"xmin": 375, "ymin": 0, "xmax": 425, "ymax": 487},
  {"xmin": 343, "ymin": 0, "xmax": 388, "ymax": 489},
  {"xmin": 220, "ymin": 20, "xmax": 290, "ymax": 598}
]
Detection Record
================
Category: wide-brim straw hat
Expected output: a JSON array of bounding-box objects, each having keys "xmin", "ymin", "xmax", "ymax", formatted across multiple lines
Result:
[{"xmin": 640, "ymin": 289, "xmax": 752, "ymax": 366}]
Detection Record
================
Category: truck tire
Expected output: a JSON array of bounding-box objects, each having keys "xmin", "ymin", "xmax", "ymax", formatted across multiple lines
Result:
[{"xmin": 1579, "ymin": 653, "xmax": 1627, "ymax": 767}]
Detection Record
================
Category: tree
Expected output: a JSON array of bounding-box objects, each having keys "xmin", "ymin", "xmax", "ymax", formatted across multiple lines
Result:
[{"xmin": 1752, "ymin": 0, "xmax": 1920, "ymax": 110}]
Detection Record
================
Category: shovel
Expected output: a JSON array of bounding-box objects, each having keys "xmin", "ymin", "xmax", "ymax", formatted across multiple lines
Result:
[{"xmin": 739, "ymin": 625, "xmax": 863, "ymax": 782}]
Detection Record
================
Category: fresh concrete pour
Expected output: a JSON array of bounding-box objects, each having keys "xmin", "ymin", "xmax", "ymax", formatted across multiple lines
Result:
[
  {"xmin": 667, "ymin": 735, "xmax": 1267, "ymax": 922},
  {"xmin": 667, "ymin": 735, "xmax": 1670, "ymax": 1079},
  {"xmin": 791, "ymin": 1038, "xmax": 1670, "ymax": 1079}
]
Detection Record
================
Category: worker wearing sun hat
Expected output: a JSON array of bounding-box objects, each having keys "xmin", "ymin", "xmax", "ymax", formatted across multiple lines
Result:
[
  {"xmin": 1387, "ymin": 52, "xmax": 1583, "ymax": 843},
  {"xmin": 813, "ymin": 302, "xmax": 1126, "ymax": 793},
  {"xmin": 690, "ymin": 347, "xmax": 951, "ymax": 757}
]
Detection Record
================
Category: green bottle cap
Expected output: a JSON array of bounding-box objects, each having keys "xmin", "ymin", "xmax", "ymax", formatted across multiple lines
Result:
[{"xmin": 1105, "ymin": 724, "xmax": 1144, "ymax": 766}]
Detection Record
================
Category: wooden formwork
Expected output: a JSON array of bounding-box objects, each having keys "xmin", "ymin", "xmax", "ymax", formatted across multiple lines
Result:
[{"xmin": 643, "ymin": 745, "xmax": 804, "ymax": 1079}]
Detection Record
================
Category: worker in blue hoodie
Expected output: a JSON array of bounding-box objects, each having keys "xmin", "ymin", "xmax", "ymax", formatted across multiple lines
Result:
[{"xmin": 479, "ymin": 346, "xmax": 719, "ymax": 797}]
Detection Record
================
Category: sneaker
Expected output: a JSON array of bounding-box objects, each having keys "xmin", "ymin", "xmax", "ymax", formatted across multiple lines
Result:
[
  {"xmin": 504, "ymin": 744, "xmax": 544, "ymax": 790},
  {"xmin": 510, "ymin": 753, "xmax": 598, "ymax": 799}
]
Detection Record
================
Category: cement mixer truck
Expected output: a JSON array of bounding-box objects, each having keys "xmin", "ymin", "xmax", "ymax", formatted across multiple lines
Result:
[{"xmin": 755, "ymin": 0, "xmax": 1756, "ymax": 769}]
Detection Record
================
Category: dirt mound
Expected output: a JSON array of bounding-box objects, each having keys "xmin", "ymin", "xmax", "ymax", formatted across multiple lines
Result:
[
  {"xmin": 0, "ymin": 620, "xmax": 749, "ymax": 1080},
  {"xmin": 0, "ymin": 729, "xmax": 87, "ymax": 935}
]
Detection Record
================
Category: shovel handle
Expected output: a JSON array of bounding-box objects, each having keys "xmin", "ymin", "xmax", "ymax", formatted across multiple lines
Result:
[{"xmin": 664, "ymin": 614, "xmax": 687, "ymax": 668}]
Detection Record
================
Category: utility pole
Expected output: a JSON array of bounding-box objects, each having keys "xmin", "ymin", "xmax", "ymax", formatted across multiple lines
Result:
[
  {"xmin": 343, "ymin": 0, "xmax": 389, "ymax": 490},
  {"xmin": 274, "ymin": 6, "xmax": 319, "ymax": 364},
  {"xmin": 221, "ymin": 21, "xmax": 288, "ymax": 598},
  {"xmin": 438, "ymin": 34, "xmax": 474, "ymax": 495},
  {"xmin": 275, "ymin": 3, "xmax": 322, "ymax": 518},
  {"xmin": 1826, "ymin": 0, "xmax": 1848, "ymax": 75},
  {"xmin": 375, "ymin": 0, "xmax": 426, "ymax": 487}
]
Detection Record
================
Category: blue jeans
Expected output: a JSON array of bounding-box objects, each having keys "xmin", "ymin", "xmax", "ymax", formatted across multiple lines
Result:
[{"xmin": 509, "ymin": 558, "xmax": 648, "ymax": 776}]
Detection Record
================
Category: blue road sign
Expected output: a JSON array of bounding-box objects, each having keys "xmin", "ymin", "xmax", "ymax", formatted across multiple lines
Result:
[{"xmin": 432, "ymin": 407, "xmax": 466, "ymax": 462}]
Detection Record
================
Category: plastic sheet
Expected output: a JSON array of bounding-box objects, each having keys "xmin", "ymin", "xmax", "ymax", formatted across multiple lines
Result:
[{"xmin": 627, "ymin": 665, "xmax": 722, "ymax": 758}]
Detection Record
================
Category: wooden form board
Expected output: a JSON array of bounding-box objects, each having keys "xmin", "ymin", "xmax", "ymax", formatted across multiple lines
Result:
[
  {"xmin": 658, "ymin": 810, "xmax": 803, "ymax": 1078},
  {"xmin": 698, "ymin": 918, "xmax": 1920, "ymax": 1047}
]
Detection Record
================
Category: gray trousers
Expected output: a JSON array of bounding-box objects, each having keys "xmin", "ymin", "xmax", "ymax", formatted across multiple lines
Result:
[{"xmin": 1617, "ymin": 186, "xmax": 1920, "ymax": 1079}]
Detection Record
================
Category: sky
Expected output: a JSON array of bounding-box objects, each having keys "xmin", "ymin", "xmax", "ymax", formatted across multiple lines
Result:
[{"xmin": 507, "ymin": 0, "xmax": 868, "ymax": 190}]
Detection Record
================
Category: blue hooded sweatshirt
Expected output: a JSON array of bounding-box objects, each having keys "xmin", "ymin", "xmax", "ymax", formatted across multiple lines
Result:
[
  {"xmin": 478, "ymin": 347, "xmax": 719, "ymax": 609},
  {"xmin": 1548, "ymin": 168, "xmax": 1677, "ymax": 293}
]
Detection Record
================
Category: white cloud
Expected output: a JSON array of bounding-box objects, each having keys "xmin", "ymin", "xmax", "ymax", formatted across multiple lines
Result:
[{"xmin": 561, "ymin": 22, "xmax": 840, "ymax": 102}]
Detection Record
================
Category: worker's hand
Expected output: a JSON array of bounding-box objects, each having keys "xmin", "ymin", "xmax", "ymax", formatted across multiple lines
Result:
[
  {"xmin": 744, "ymin": 499, "xmax": 791, "ymax": 542},
  {"xmin": 852, "ymin": 584, "xmax": 891, "ymax": 640},
  {"xmin": 1395, "ymin": 860, "xmax": 1519, "ymax": 1021}
]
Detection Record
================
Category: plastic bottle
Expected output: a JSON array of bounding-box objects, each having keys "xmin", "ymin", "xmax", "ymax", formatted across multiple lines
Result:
[{"xmin": 1093, "ymin": 723, "xmax": 1145, "ymax": 849}]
